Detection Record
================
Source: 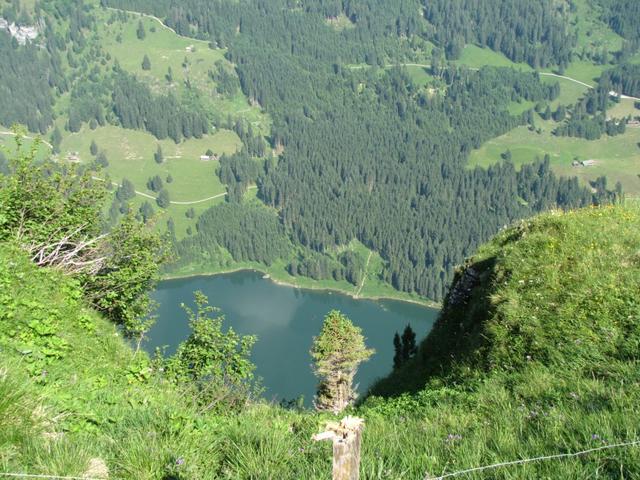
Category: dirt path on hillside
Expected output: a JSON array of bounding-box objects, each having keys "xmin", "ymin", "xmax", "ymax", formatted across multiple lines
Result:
[
  {"xmin": 354, "ymin": 250, "xmax": 374, "ymax": 297},
  {"xmin": 93, "ymin": 177, "xmax": 257, "ymax": 205}
]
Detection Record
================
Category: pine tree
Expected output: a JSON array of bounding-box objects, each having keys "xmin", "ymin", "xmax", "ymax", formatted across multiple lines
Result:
[
  {"xmin": 310, "ymin": 310, "xmax": 374, "ymax": 413},
  {"xmin": 136, "ymin": 20, "xmax": 146, "ymax": 40},
  {"xmin": 167, "ymin": 217, "xmax": 176, "ymax": 235},
  {"xmin": 401, "ymin": 325, "xmax": 417, "ymax": 362},
  {"xmin": 138, "ymin": 201, "xmax": 155, "ymax": 223},
  {"xmin": 96, "ymin": 151, "xmax": 109, "ymax": 168},
  {"xmin": 156, "ymin": 188, "xmax": 170, "ymax": 208},
  {"xmin": 392, "ymin": 332, "xmax": 402, "ymax": 369},
  {"xmin": 51, "ymin": 127, "xmax": 62, "ymax": 154},
  {"xmin": 154, "ymin": 144, "xmax": 164, "ymax": 164},
  {"xmin": 90, "ymin": 140, "xmax": 98, "ymax": 156},
  {"xmin": 116, "ymin": 178, "xmax": 136, "ymax": 202},
  {"xmin": 142, "ymin": 54, "xmax": 151, "ymax": 71},
  {"xmin": 147, "ymin": 175, "xmax": 164, "ymax": 192},
  {"xmin": 392, "ymin": 325, "xmax": 418, "ymax": 369}
]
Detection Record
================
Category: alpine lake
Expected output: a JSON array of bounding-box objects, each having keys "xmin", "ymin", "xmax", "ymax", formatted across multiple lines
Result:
[{"xmin": 148, "ymin": 270, "xmax": 439, "ymax": 405}]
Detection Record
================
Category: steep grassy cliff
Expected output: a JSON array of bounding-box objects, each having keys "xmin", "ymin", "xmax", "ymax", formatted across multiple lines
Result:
[
  {"xmin": 1, "ymin": 204, "xmax": 639, "ymax": 478},
  {"xmin": 363, "ymin": 203, "xmax": 640, "ymax": 477}
]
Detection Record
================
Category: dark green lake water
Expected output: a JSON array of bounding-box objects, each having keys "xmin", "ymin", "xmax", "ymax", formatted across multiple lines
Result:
[{"xmin": 149, "ymin": 270, "xmax": 439, "ymax": 404}]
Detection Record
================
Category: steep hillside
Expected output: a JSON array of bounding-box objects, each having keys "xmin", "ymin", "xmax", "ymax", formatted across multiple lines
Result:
[
  {"xmin": 2, "ymin": 204, "xmax": 639, "ymax": 478},
  {"xmin": 370, "ymin": 204, "xmax": 640, "ymax": 396},
  {"xmin": 0, "ymin": 242, "xmax": 192, "ymax": 477},
  {"xmin": 363, "ymin": 203, "xmax": 640, "ymax": 476}
]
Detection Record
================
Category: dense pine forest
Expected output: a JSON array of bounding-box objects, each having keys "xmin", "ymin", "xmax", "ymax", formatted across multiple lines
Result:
[
  {"xmin": 1, "ymin": 0, "xmax": 637, "ymax": 301},
  {"xmin": 0, "ymin": 31, "xmax": 55, "ymax": 132},
  {"xmin": 103, "ymin": 0, "xmax": 611, "ymax": 300}
]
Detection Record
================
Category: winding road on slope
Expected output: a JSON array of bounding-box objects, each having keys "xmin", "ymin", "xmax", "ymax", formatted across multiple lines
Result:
[
  {"xmin": 354, "ymin": 251, "xmax": 374, "ymax": 298},
  {"xmin": 104, "ymin": 6, "xmax": 209, "ymax": 43},
  {"xmin": 351, "ymin": 63, "xmax": 640, "ymax": 101},
  {"xmin": 92, "ymin": 177, "xmax": 257, "ymax": 205},
  {"xmin": 104, "ymin": 4, "xmax": 640, "ymax": 101},
  {"xmin": 0, "ymin": 130, "xmax": 53, "ymax": 149}
]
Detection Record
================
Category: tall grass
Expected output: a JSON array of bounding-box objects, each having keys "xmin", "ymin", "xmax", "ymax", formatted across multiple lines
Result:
[{"xmin": 1, "ymin": 205, "xmax": 639, "ymax": 478}]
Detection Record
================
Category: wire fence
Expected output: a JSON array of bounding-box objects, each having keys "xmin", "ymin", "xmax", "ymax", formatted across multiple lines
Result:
[
  {"xmin": 426, "ymin": 440, "xmax": 640, "ymax": 480},
  {"xmin": 2, "ymin": 438, "xmax": 639, "ymax": 480}
]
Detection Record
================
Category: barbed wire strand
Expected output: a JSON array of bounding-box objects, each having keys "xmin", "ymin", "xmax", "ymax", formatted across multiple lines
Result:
[
  {"xmin": 0, "ymin": 473, "xmax": 103, "ymax": 480},
  {"xmin": 426, "ymin": 439, "xmax": 640, "ymax": 480},
  {"xmin": 2, "ymin": 440, "xmax": 638, "ymax": 480}
]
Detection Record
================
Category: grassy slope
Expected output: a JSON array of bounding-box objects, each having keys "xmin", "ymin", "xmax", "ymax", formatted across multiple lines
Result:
[
  {"xmin": 24, "ymin": 1, "xmax": 269, "ymax": 240},
  {"xmin": 458, "ymin": 44, "xmax": 640, "ymax": 197},
  {"xmin": 59, "ymin": 125, "xmax": 241, "ymax": 238},
  {"xmin": 0, "ymin": 242, "xmax": 329, "ymax": 479},
  {"xmin": 3, "ymin": 205, "xmax": 639, "ymax": 478},
  {"xmin": 94, "ymin": 8, "xmax": 268, "ymax": 133},
  {"xmin": 468, "ymin": 123, "xmax": 640, "ymax": 196},
  {"xmin": 454, "ymin": 44, "xmax": 533, "ymax": 71},
  {"xmin": 363, "ymin": 204, "xmax": 640, "ymax": 477}
]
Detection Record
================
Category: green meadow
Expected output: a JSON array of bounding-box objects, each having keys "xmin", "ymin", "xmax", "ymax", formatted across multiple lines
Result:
[
  {"xmin": 454, "ymin": 44, "xmax": 533, "ymax": 71},
  {"xmin": 608, "ymin": 98, "xmax": 640, "ymax": 119},
  {"xmin": 468, "ymin": 124, "xmax": 640, "ymax": 197},
  {"xmin": 542, "ymin": 75, "xmax": 590, "ymax": 107},
  {"xmin": 94, "ymin": 7, "xmax": 269, "ymax": 133},
  {"xmin": 59, "ymin": 125, "xmax": 242, "ymax": 238},
  {"xmin": 402, "ymin": 65, "xmax": 434, "ymax": 87},
  {"xmin": 0, "ymin": 130, "xmax": 51, "ymax": 160}
]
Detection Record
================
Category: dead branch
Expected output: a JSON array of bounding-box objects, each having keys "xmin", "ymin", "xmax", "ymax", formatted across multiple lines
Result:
[{"xmin": 24, "ymin": 225, "xmax": 109, "ymax": 276}]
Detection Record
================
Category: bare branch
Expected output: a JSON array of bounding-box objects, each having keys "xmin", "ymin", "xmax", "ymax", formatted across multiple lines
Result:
[{"xmin": 23, "ymin": 225, "xmax": 110, "ymax": 275}]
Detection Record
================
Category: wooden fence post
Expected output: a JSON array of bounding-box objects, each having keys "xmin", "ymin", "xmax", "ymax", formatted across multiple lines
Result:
[{"xmin": 313, "ymin": 416, "xmax": 364, "ymax": 480}]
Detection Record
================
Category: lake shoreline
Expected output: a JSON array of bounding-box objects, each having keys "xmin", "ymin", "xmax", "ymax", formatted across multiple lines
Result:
[
  {"xmin": 151, "ymin": 270, "xmax": 440, "ymax": 403},
  {"xmin": 162, "ymin": 267, "xmax": 441, "ymax": 309}
]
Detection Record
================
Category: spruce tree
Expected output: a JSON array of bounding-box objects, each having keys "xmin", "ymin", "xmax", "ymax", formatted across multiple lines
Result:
[
  {"xmin": 116, "ymin": 178, "xmax": 136, "ymax": 202},
  {"xmin": 147, "ymin": 175, "xmax": 163, "ymax": 192},
  {"xmin": 401, "ymin": 325, "xmax": 417, "ymax": 362},
  {"xmin": 393, "ymin": 332, "xmax": 402, "ymax": 369},
  {"xmin": 96, "ymin": 151, "xmax": 109, "ymax": 168},
  {"xmin": 154, "ymin": 144, "xmax": 164, "ymax": 164},
  {"xmin": 393, "ymin": 325, "xmax": 418, "ymax": 369},
  {"xmin": 136, "ymin": 20, "xmax": 146, "ymax": 40},
  {"xmin": 51, "ymin": 127, "xmax": 62, "ymax": 154},
  {"xmin": 142, "ymin": 54, "xmax": 151, "ymax": 71},
  {"xmin": 310, "ymin": 310, "xmax": 374, "ymax": 413},
  {"xmin": 156, "ymin": 188, "xmax": 170, "ymax": 208},
  {"xmin": 138, "ymin": 201, "xmax": 155, "ymax": 223},
  {"xmin": 90, "ymin": 140, "xmax": 98, "ymax": 156}
]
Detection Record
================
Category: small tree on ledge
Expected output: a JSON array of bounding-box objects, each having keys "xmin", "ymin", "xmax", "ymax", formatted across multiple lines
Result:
[{"xmin": 311, "ymin": 310, "xmax": 374, "ymax": 413}]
